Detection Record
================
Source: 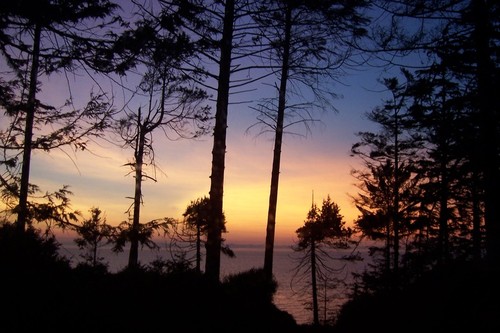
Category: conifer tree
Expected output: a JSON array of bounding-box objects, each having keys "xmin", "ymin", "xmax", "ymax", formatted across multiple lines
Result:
[
  {"xmin": 250, "ymin": 0, "xmax": 369, "ymax": 282},
  {"xmin": 368, "ymin": 0, "xmax": 500, "ymax": 267},
  {"xmin": 293, "ymin": 195, "xmax": 353, "ymax": 326},
  {"xmin": 181, "ymin": 196, "xmax": 234, "ymax": 274},
  {"xmin": 351, "ymin": 70, "xmax": 423, "ymax": 287},
  {"xmin": 0, "ymin": 0, "xmax": 119, "ymax": 233}
]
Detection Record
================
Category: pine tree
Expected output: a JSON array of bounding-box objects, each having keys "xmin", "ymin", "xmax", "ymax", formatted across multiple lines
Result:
[
  {"xmin": 0, "ymin": 0, "xmax": 119, "ymax": 233},
  {"xmin": 293, "ymin": 195, "xmax": 353, "ymax": 326}
]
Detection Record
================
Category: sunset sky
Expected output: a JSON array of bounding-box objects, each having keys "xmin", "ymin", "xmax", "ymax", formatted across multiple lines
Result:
[
  {"xmin": 25, "ymin": 63, "xmax": 391, "ymax": 246},
  {"xmin": 0, "ymin": 2, "xmax": 406, "ymax": 249}
]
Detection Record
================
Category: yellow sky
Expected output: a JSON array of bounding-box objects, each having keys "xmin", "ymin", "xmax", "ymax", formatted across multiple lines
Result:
[
  {"xmin": 30, "ymin": 98, "xmax": 371, "ymax": 246},
  {"xmin": 9, "ymin": 59, "xmax": 388, "ymax": 246}
]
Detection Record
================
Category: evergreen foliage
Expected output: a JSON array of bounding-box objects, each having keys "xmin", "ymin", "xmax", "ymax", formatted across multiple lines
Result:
[
  {"xmin": 292, "ymin": 195, "xmax": 355, "ymax": 326},
  {"xmin": 0, "ymin": 0, "xmax": 498, "ymax": 331}
]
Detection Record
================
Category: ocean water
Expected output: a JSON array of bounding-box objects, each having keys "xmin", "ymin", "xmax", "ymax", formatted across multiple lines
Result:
[{"xmin": 59, "ymin": 242, "xmax": 367, "ymax": 325}]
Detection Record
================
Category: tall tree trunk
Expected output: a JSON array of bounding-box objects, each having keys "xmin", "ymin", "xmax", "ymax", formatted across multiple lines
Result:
[
  {"xmin": 437, "ymin": 77, "xmax": 450, "ymax": 267},
  {"xmin": 310, "ymin": 240, "xmax": 319, "ymax": 326},
  {"xmin": 438, "ymin": 162, "xmax": 449, "ymax": 266},
  {"xmin": 473, "ymin": 0, "xmax": 500, "ymax": 268},
  {"xmin": 472, "ymin": 171, "xmax": 482, "ymax": 262},
  {"xmin": 17, "ymin": 23, "xmax": 41, "ymax": 233},
  {"xmin": 196, "ymin": 224, "xmax": 201, "ymax": 274},
  {"xmin": 128, "ymin": 112, "xmax": 145, "ymax": 269},
  {"xmin": 392, "ymin": 108, "xmax": 400, "ymax": 283},
  {"xmin": 385, "ymin": 219, "xmax": 391, "ymax": 278},
  {"xmin": 205, "ymin": 0, "xmax": 234, "ymax": 282},
  {"xmin": 263, "ymin": 4, "xmax": 291, "ymax": 282}
]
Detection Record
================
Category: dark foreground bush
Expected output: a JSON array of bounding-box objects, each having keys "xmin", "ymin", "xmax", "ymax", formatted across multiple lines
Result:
[
  {"xmin": 1, "ymin": 223, "xmax": 299, "ymax": 333},
  {"xmin": 333, "ymin": 261, "xmax": 500, "ymax": 333}
]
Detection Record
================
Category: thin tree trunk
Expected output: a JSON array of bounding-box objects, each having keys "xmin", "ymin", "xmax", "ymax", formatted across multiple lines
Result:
[
  {"xmin": 127, "ymin": 82, "xmax": 165, "ymax": 269},
  {"xmin": 263, "ymin": 4, "xmax": 291, "ymax": 282},
  {"xmin": 473, "ymin": 0, "xmax": 499, "ymax": 268},
  {"xmin": 196, "ymin": 224, "xmax": 201, "ymax": 274},
  {"xmin": 472, "ymin": 171, "xmax": 482, "ymax": 262},
  {"xmin": 128, "ymin": 113, "xmax": 145, "ymax": 269},
  {"xmin": 93, "ymin": 241, "xmax": 98, "ymax": 267},
  {"xmin": 206, "ymin": 0, "xmax": 234, "ymax": 282},
  {"xmin": 311, "ymin": 241, "xmax": 319, "ymax": 326},
  {"xmin": 323, "ymin": 277, "xmax": 328, "ymax": 325},
  {"xmin": 385, "ymin": 220, "xmax": 391, "ymax": 279},
  {"xmin": 438, "ymin": 163, "xmax": 449, "ymax": 266},
  {"xmin": 437, "ymin": 74, "xmax": 451, "ymax": 267},
  {"xmin": 393, "ymin": 109, "xmax": 400, "ymax": 284},
  {"xmin": 17, "ymin": 23, "xmax": 41, "ymax": 233}
]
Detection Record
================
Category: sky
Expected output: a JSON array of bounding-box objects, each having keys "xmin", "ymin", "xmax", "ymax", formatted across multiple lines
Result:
[
  {"xmin": 1, "ymin": 2, "xmax": 399, "ymax": 247},
  {"xmin": 25, "ymin": 64, "xmax": 389, "ymax": 246}
]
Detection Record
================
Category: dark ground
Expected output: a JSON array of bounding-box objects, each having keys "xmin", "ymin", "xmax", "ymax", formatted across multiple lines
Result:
[{"xmin": 2, "ymin": 224, "xmax": 499, "ymax": 333}]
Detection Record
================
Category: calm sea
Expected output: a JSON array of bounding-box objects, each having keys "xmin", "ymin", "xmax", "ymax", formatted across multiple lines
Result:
[{"xmin": 59, "ymin": 242, "xmax": 368, "ymax": 325}]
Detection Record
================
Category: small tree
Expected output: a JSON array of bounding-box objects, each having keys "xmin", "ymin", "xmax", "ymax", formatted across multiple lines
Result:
[
  {"xmin": 292, "ymin": 195, "xmax": 353, "ymax": 326},
  {"xmin": 74, "ymin": 207, "xmax": 113, "ymax": 270},
  {"xmin": 179, "ymin": 196, "xmax": 235, "ymax": 274}
]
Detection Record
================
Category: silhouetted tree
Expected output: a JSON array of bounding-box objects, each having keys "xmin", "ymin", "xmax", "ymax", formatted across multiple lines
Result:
[
  {"xmin": 107, "ymin": 2, "xmax": 211, "ymax": 269},
  {"xmin": 292, "ymin": 195, "xmax": 353, "ymax": 326},
  {"xmin": 368, "ymin": 0, "xmax": 500, "ymax": 268},
  {"xmin": 164, "ymin": 0, "xmax": 268, "ymax": 281},
  {"xmin": 180, "ymin": 196, "xmax": 234, "ymax": 274},
  {"xmin": 159, "ymin": 0, "xmax": 370, "ymax": 282},
  {"xmin": 364, "ymin": 0, "xmax": 499, "ymax": 270},
  {"xmin": 182, "ymin": 196, "xmax": 210, "ymax": 273},
  {"xmin": 0, "ymin": 0, "xmax": 119, "ymax": 233},
  {"xmin": 204, "ymin": 0, "xmax": 238, "ymax": 282},
  {"xmin": 74, "ymin": 207, "xmax": 113, "ymax": 270},
  {"xmin": 249, "ymin": 0, "xmax": 369, "ymax": 283},
  {"xmin": 0, "ymin": 183, "xmax": 82, "ymax": 237},
  {"xmin": 468, "ymin": 0, "xmax": 500, "ymax": 266},
  {"xmin": 404, "ymin": 61, "xmax": 482, "ymax": 267},
  {"xmin": 351, "ymin": 70, "xmax": 423, "ymax": 287}
]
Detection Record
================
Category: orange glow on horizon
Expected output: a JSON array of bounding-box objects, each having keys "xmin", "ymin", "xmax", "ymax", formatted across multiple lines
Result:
[{"xmin": 27, "ymin": 138, "xmax": 361, "ymax": 246}]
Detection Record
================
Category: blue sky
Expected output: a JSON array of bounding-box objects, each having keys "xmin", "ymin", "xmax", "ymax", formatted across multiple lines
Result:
[
  {"xmin": 0, "ymin": 1, "xmax": 404, "ymax": 245},
  {"xmin": 25, "ymin": 62, "xmax": 392, "ymax": 245}
]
